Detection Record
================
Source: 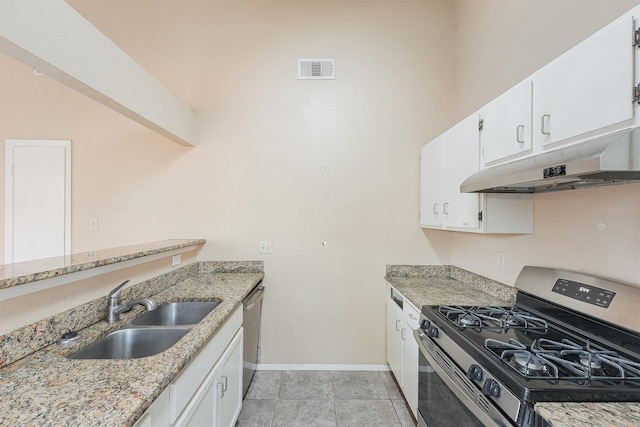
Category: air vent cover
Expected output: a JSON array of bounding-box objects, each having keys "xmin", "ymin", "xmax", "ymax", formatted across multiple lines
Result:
[{"xmin": 298, "ymin": 58, "xmax": 335, "ymax": 80}]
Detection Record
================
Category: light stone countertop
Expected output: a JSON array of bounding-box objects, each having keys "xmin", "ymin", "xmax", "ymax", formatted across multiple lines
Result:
[
  {"xmin": 385, "ymin": 264, "xmax": 517, "ymax": 308},
  {"xmin": 384, "ymin": 264, "xmax": 640, "ymax": 427},
  {"xmin": 0, "ymin": 239, "xmax": 205, "ymax": 290},
  {"xmin": 535, "ymin": 402, "xmax": 640, "ymax": 427},
  {"xmin": 0, "ymin": 262, "xmax": 263, "ymax": 427}
]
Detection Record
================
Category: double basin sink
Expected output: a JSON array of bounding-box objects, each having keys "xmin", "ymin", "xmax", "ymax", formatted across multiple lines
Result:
[{"xmin": 70, "ymin": 301, "xmax": 220, "ymax": 360}]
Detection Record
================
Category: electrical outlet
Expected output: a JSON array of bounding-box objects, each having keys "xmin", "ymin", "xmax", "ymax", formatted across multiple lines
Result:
[
  {"xmin": 171, "ymin": 255, "xmax": 181, "ymax": 266},
  {"xmin": 496, "ymin": 252, "xmax": 505, "ymax": 270},
  {"xmin": 259, "ymin": 241, "xmax": 272, "ymax": 254}
]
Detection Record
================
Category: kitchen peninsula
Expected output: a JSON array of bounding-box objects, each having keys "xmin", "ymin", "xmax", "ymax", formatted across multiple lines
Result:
[{"xmin": 0, "ymin": 240, "xmax": 263, "ymax": 426}]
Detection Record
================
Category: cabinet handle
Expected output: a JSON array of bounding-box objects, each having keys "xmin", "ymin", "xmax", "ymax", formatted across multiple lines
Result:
[
  {"xmin": 395, "ymin": 320, "xmax": 402, "ymax": 331},
  {"xmin": 409, "ymin": 313, "xmax": 417, "ymax": 320},
  {"xmin": 433, "ymin": 203, "xmax": 439, "ymax": 214},
  {"xmin": 221, "ymin": 375, "xmax": 228, "ymax": 392},
  {"xmin": 216, "ymin": 382, "xmax": 225, "ymax": 399},
  {"xmin": 401, "ymin": 328, "xmax": 406, "ymax": 340},
  {"xmin": 443, "ymin": 202, "xmax": 449, "ymax": 215},
  {"xmin": 540, "ymin": 114, "xmax": 551, "ymax": 135},
  {"xmin": 516, "ymin": 125, "xmax": 525, "ymax": 143}
]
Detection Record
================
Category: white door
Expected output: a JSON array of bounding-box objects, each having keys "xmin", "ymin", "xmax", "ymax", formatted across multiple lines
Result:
[{"xmin": 5, "ymin": 140, "xmax": 71, "ymax": 263}]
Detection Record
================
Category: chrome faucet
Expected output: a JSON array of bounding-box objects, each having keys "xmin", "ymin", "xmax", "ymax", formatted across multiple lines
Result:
[{"xmin": 107, "ymin": 280, "xmax": 157, "ymax": 324}]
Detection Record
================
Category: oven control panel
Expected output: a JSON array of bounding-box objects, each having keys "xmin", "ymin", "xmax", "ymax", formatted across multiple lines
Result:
[{"xmin": 552, "ymin": 279, "xmax": 616, "ymax": 308}]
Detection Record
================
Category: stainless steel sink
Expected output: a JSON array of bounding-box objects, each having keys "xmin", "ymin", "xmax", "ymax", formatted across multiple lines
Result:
[
  {"xmin": 70, "ymin": 327, "xmax": 190, "ymax": 359},
  {"xmin": 69, "ymin": 301, "xmax": 221, "ymax": 359},
  {"xmin": 131, "ymin": 301, "xmax": 220, "ymax": 326}
]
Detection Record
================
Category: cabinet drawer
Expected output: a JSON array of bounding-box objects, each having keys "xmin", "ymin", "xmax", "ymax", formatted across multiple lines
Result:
[{"xmin": 403, "ymin": 302, "xmax": 420, "ymax": 329}]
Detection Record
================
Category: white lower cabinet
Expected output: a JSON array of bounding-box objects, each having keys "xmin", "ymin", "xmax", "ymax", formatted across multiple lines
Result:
[
  {"xmin": 385, "ymin": 284, "xmax": 418, "ymax": 417},
  {"xmin": 400, "ymin": 302, "xmax": 419, "ymax": 418},
  {"xmin": 134, "ymin": 306, "xmax": 243, "ymax": 427},
  {"xmin": 133, "ymin": 389, "xmax": 171, "ymax": 427},
  {"xmin": 175, "ymin": 328, "xmax": 243, "ymax": 427},
  {"xmin": 386, "ymin": 292, "xmax": 404, "ymax": 387},
  {"xmin": 214, "ymin": 327, "xmax": 243, "ymax": 427}
]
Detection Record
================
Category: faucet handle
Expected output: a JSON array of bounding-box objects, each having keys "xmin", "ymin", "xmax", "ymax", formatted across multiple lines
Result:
[{"xmin": 108, "ymin": 280, "xmax": 130, "ymax": 299}]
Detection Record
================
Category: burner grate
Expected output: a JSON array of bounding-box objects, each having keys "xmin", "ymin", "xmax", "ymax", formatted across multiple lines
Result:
[
  {"xmin": 485, "ymin": 337, "xmax": 640, "ymax": 381},
  {"xmin": 438, "ymin": 305, "xmax": 548, "ymax": 332}
]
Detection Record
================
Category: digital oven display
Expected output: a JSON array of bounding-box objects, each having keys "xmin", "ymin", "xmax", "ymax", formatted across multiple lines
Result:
[{"xmin": 552, "ymin": 279, "xmax": 616, "ymax": 308}]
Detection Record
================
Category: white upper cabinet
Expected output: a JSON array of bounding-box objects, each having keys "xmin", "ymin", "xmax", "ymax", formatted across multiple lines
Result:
[
  {"xmin": 532, "ymin": 12, "xmax": 635, "ymax": 148},
  {"xmin": 480, "ymin": 80, "xmax": 533, "ymax": 166},
  {"xmin": 420, "ymin": 114, "xmax": 534, "ymax": 234},
  {"xmin": 441, "ymin": 114, "xmax": 482, "ymax": 230},
  {"xmin": 419, "ymin": 137, "xmax": 444, "ymax": 228},
  {"xmin": 420, "ymin": 114, "xmax": 481, "ymax": 231}
]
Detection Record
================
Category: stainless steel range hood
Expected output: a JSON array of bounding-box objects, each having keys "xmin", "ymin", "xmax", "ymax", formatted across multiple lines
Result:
[{"xmin": 460, "ymin": 127, "xmax": 640, "ymax": 193}]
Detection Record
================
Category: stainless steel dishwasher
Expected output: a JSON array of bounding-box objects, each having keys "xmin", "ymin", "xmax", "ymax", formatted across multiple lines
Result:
[{"xmin": 242, "ymin": 282, "xmax": 264, "ymax": 396}]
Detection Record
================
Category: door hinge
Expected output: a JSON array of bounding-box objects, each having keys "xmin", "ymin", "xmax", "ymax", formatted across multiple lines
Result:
[
  {"xmin": 634, "ymin": 27, "xmax": 640, "ymax": 47},
  {"xmin": 634, "ymin": 83, "xmax": 640, "ymax": 104},
  {"xmin": 478, "ymin": 211, "xmax": 483, "ymax": 222},
  {"xmin": 478, "ymin": 118, "xmax": 484, "ymax": 131}
]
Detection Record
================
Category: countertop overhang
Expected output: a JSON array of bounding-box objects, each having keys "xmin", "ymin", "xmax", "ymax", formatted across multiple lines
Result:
[{"xmin": 0, "ymin": 266, "xmax": 263, "ymax": 427}]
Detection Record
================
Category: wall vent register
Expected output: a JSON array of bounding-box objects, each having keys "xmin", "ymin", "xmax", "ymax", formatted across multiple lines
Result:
[{"xmin": 298, "ymin": 58, "xmax": 335, "ymax": 80}]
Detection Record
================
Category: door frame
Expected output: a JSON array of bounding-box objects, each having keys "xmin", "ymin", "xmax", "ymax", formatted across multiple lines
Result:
[{"xmin": 4, "ymin": 139, "xmax": 72, "ymax": 264}]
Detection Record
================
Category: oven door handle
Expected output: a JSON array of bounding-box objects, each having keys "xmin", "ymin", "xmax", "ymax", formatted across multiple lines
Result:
[{"xmin": 413, "ymin": 329, "xmax": 512, "ymax": 427}]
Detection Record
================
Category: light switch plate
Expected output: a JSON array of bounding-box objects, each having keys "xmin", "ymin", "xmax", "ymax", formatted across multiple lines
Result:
[{"xmin": 259, "ymin": 241, "xmax": 272, "ymax": 254}]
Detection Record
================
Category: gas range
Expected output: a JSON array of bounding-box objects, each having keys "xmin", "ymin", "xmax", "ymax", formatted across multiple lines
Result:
[{"xmin": 414, "ymin": 267, "xmax": 640, "ymax": 427}]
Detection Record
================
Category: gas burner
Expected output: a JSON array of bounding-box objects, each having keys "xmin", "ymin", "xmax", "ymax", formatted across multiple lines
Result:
[
  {"xmin": 476, "ymin": 307, "xmax": 548, "ymax": 331},
  {"xmin": 439, "ymin": 306, "xmax": 485, "ymax": 329},
  {"xmin": 439, "ymin": 305, "xmax": 548, "ymax": 332},
  {"xmin": 579, "ymin": 356, "xmax": 602, "ymax": 370},
  {"xmin": 485, "ymin": 338, "xmax": 559, "ymax": 378},
  {"xmin": 514, "ymin": 352, "xmax": 545, "ymax": 373},
  {"xmin": 458, "ymin": 313, "xmax": 480, "ymax": 327}
]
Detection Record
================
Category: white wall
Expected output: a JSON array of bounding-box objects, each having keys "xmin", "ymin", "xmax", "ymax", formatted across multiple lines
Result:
[
  {"xmin": 1, "ymin": 0, "xmax": 454, "ymax": 364},
  {"xmin": 449, "ymin": 0, "xmax": 640, "ymax": 286}
]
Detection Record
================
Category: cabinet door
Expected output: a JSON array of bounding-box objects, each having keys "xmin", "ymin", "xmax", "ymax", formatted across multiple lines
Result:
[
  {"xmin": 442, "ymin": 114, "xmax": 481, "ymax": 230},
  {"xmin": 533, "ymin": 13, "xmax": 634, "ymax": 147},
  {"xmin": 401, "ymin": 303, "xmax": 420, "ymax": 417},
  {"xmin": 420, "ymin": 138, "xmax": 443, "ymax": 228},
  {"xmin": 174, "ymin": 369, "xmax": 216, "ymax": 427},
  {"xmin": 480, "ymin": 80, "xmax": 533, "ymax": 165},
  {"xmin": 386, "ymin": 297, "xmax": 404, "ymax": 386},
  {"xmin": 215, "ymin": 328, "xmax": 244, "ymax": 427},
  {"xmin": 133, "ymin": 384, "xmax": 171, "ymax": 427}
]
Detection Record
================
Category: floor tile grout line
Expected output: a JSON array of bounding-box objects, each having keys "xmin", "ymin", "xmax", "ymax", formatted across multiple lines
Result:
[{"xmin": 238, "ymin": 369, "xmax": 414, "ymax": 427}]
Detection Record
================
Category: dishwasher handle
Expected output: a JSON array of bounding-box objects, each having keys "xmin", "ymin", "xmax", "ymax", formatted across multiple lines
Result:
[{"xmin": 244, "ymin": 285, "xmax": 265, "ymax": 311}]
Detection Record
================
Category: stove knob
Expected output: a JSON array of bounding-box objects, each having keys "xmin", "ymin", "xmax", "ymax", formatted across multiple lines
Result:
[
  {"xmin": 420, "ymin": 319, "xmax": 431, "ymax": 330},
  {"xmin": 467, "ymin": 364, "xmax": 483, "ymax": 382},
  {"xmin": 482, "ymin": 379, "xmax": 501, "ymax": 398},
  {"xmin": 427, "ymin": 325, "xmax": 439, "ymax": 338}
]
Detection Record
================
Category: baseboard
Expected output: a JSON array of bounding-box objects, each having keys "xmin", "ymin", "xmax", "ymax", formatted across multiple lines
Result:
[{"xmin": 256, "ymin": 364, "xmax": 391, "ymax": 371}]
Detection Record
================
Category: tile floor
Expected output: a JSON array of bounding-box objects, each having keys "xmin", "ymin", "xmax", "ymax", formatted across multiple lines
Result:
[{"xmin": 235, "ymin": 370, "xmax": 416, "ymax": 427}]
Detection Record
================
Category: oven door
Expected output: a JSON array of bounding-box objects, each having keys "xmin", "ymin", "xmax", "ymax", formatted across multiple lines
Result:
[{"xmin": 414, "ymin": 329, "xmax": 513, "ymax": 427}]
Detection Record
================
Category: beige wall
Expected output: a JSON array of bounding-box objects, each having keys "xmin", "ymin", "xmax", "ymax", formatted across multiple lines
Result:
[
  {"xmin": 449, "ymin": 0, "xmax": 640, "ymax": 286},
  {"xmin": 4, "ymin": 0, "xmax": 639, "ymax": 366},
  {"xmin": 1, "ymin": 0, "xmax": 454, "ymax": 364}
]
